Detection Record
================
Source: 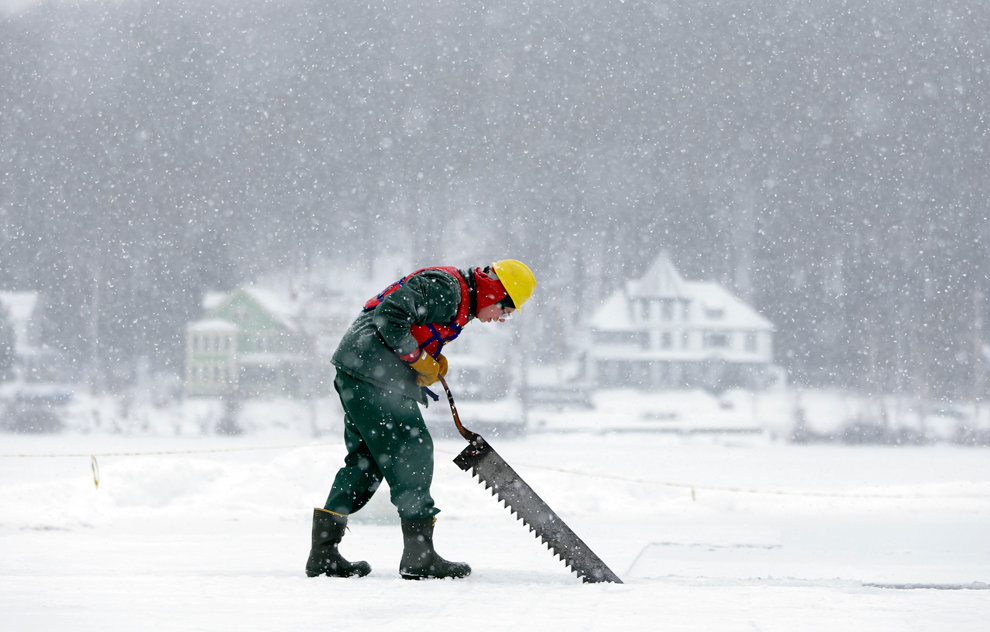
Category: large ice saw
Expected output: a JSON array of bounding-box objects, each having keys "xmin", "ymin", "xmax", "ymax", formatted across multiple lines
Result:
[{"xmin": 438, "ymin": 376, "xmax": 622, "ymax": 583}]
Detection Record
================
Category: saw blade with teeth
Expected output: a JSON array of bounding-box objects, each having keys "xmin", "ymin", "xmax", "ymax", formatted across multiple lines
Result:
[{"xmin": 453, "ymin": 436, "xmax": 622, "ymax": 584}]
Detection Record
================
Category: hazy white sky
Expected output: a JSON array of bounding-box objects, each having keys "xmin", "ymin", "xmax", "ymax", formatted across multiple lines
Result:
[
  {"xmin": 1, "ymin": 0, "xmax": 44, "ymax": 14},
  {"xmin": 1, "ymin": 0, "xmax": 31, "ymax": 13}
]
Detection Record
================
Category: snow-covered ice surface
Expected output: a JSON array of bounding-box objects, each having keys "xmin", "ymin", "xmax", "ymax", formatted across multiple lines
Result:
[{"xmin": 2, "ymin": 429, "xmax": 989, "ymax": 631}]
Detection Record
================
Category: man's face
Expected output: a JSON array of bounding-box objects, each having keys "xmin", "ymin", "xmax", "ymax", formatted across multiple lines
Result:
[{"xmin": 477, "ymin": 303, "xmax": 515, "ymax": 323}]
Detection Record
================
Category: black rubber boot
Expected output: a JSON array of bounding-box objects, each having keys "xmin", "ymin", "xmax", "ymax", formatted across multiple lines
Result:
[
  {"xmin": 399, "ymin": 517, "xmax": 471, "ymax": 580},
  {"xmin": 305, "ymin": 508, "xmax": 371, "ymax": 578}
]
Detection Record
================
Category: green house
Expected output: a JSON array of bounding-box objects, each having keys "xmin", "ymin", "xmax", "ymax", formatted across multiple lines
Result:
[{"xmin": 185, "ymin": 287, "xmax": 309, "ymax": 397}]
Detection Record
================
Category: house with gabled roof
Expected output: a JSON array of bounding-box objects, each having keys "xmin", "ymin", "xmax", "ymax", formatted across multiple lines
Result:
[
  {"xmin": 584, "ymin": 251, "xmax": 777, "ymax": 391},
  {"xmin": 184, "ymin": 256, "xmax": 415, "ymax": 398},
  {"xmin": 185, "ymin": 286, "xmax": 311, "ymax": 397}
]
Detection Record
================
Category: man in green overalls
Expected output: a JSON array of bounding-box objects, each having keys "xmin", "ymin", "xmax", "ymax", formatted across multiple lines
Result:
[{"xmin": 305, "ymin": 260, "xmax": 537, "ymax": 580}]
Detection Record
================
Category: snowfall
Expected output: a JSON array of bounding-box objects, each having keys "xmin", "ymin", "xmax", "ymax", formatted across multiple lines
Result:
[{"xmin": 2, "ymin": 387, "xmax": 989, "ymax": 632}]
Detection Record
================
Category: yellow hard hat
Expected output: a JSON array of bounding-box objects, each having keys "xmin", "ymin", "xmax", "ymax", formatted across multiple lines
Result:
[{"xmin": 492, "ymin": 259, "xmax": 536, "ymax": 309}]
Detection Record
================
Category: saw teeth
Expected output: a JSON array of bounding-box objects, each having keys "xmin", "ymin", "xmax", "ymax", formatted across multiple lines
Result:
[{"xmin": 457, "ymin": 443, "xmax": 622, "ymax": 584}]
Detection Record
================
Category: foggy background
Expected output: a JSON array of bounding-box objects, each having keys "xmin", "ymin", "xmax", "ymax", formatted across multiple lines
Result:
[{"xmin": 1, "ymin": 0, "xmax": 988, "ymax": 401}]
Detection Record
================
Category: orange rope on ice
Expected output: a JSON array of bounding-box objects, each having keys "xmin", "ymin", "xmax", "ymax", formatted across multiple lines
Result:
[
  {"xmin": 2, "ymin": 441, "xmax": 986, "ymax": 500},
  {"xmin": 0, "ymin": 442, "xmax": 343, "ymax": 490},
  {"xmin": 0, "ymin": 441, "xmax": 342, "ymax": 459},
  {"xmin": 431, "ymin": 447, "xmax": 990, "ymax": 501}
]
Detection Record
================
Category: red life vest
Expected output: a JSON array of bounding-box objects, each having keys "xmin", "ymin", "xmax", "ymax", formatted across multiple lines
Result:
[{"xmin": 363, "ymin": 266, "xmax": 472, "ymax": 359}]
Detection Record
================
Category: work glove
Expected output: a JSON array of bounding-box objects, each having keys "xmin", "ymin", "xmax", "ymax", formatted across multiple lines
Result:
[{"xmin": 409, "ymin": 351, "xmax": 448, "ymax": 387}]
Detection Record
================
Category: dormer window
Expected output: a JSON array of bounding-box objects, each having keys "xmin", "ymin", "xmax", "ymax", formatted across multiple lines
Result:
[{"xmin": 704, "ymin": 306, "xmax": 725, "ymax": 319}]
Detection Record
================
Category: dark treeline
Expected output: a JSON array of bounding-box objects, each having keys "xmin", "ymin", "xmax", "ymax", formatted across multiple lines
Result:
[{"xmin": 1, "ymin": 0, "xmax": 988, "ymax": 398}]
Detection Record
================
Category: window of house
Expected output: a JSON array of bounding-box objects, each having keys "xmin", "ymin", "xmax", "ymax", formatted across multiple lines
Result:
[
  {"xmin": 639, "ymin": 300, "xmax": 650, "ymax": 321},
  {"xmin": 597, "ymin": 360, "xmax": 635, "ymax": 386},
  {"xmin": 661, "ymin": 332, "xmax": 672, "ymax": 349},
  {"xmin": 635, "ymin": 362, "xmax": 652, "ymax": 386},
  {"xmin": 745, "ymin": 332, "xmax": 758, "ymax": 353},
  {"xmin": 593, "ymin": 330, "xmax": 648, "ymax": 346},
  {"xmin": 658, "ymin": 362, "xmax": 669, "ymax": 384},
  {"xmin": 704, "ymin": 306, "xmax": 725, "ymax": 319},
  {"xmin": 596, "ymin": 361, "xmax": 613, "ymax": 386},
  {"xmin": 704, "ymin": 331, "xmax": 730, "ymax": 348},
  {"xmin": 661, "ymin": 300, "xmax": 673, "ymax": 321}
]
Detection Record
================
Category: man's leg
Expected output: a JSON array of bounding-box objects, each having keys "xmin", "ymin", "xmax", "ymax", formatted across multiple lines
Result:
[
  {"xmin": 325, "ymin": 371, "xmax": 467, "ymax": 579},
  {"xmin": 324, "ymin": 373, "xmax": 385, "ymax": 514},
  {"xmin": 329, "ymin": 372, "xmax": 438, "ymax": 519}
]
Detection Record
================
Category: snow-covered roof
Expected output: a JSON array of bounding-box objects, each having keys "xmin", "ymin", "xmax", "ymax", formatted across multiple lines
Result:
[
  {"xmin": 0, "ymin": 291, "xmax": 38, "ymax": 322},
  {"xmin": 589, "ymin": 290, "xmax": 633, "ymax": 330},
  {"xmin": 589, "ymin": 254, "xmax": 773, "ymax": 331},
  {"xmin": 194, "ymin": 257, "xmax": 420, "ymax": 346},
  {"xmin": 0, "ymin": 291, "xmax": 41, "ymax": 354},
  {"xmin": 691, "ymin": 281, "xmax": 773, "ymax": 330},
  {"xmin": 187, "ymin": 318, "xmax": 239, "ymax": 332},
  {"xmin": 202, "ymin": 291, "xmax": 227, "ymax": 311},
  {"xmin": 202, "ymin": 286, "xmax": 301, "ymax": 332},
  {"xmin": 239, "ymin": 352, "xmax": 304, "ymax": 365},
  {"xmin": 627, "ymin": 250, "xmax": 688, "ymax": 298},
  {"xmin": 241, "ymin": 286, "xmax": 300, "ymax": 330}
]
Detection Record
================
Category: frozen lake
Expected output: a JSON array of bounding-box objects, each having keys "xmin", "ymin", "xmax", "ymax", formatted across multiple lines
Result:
[{"xmin": 2, "ymin": 430, "xmax": 988, "ymax": 631}]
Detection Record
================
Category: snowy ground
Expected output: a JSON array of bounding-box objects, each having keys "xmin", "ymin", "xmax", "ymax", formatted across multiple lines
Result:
[{"xmin": 2, "ymin": 420, "xmax": 989, "ymax": 631}]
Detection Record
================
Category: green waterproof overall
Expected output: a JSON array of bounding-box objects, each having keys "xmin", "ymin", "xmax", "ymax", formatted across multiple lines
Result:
[
  {"xmin": 324, "ymin": 369, "xmax": 437, "ymax": 519},
  {"xmin": 324, "ymin": 269, "xmax": 469, "ymax": 520}
]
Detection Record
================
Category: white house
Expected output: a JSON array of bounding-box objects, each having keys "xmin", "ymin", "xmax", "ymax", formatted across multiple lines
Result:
[
  {"xmin": 584, "ymin": 252, "xmax": 776, "ymax": 391},
  {"xmin": 0, "ymin": 291, "xmax": 64, "ymax": 383}
]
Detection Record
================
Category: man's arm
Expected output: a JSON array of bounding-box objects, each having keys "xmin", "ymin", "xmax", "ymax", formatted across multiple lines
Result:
[{"xmin": 371, "ymin": 271, "xmax": 461, "ymax": 358}]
